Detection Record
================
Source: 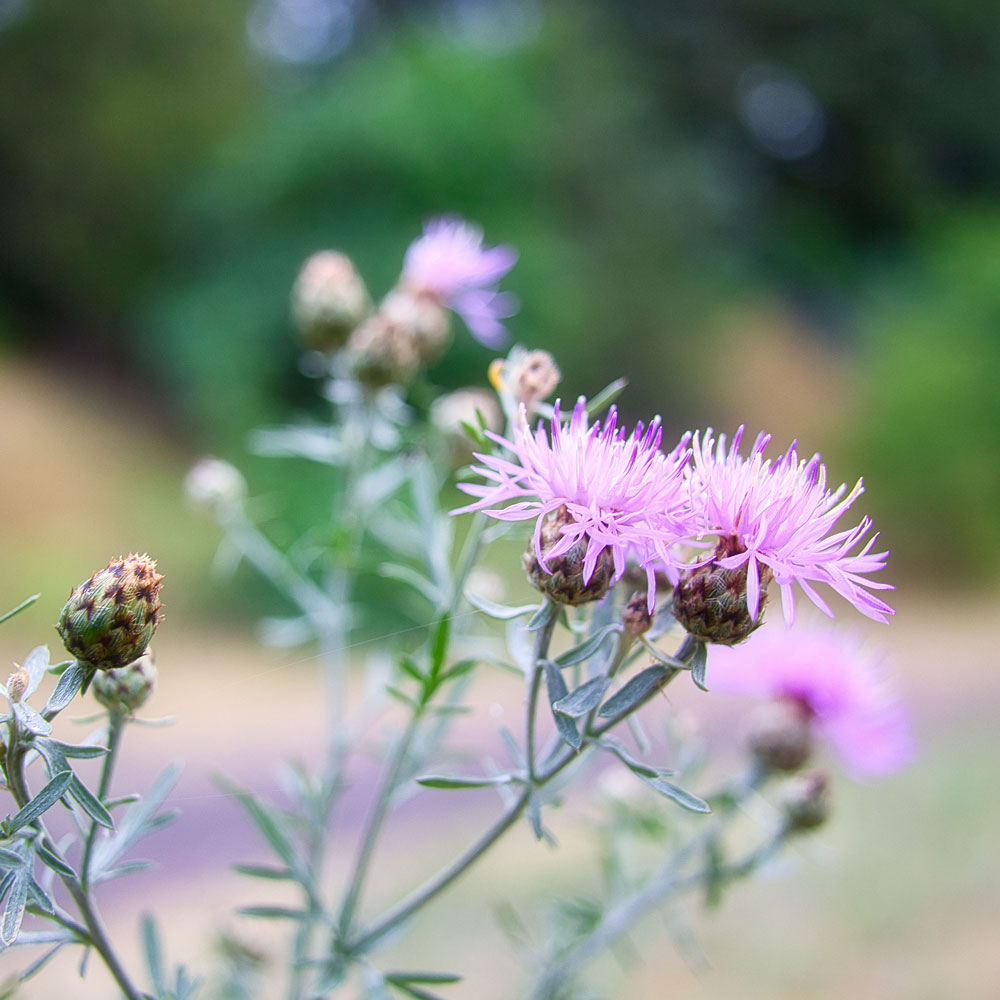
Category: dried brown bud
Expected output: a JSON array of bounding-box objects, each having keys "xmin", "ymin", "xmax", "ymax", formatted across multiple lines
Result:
[
  {"xmin": 5, "ymin": 667, "xmax": 29, "ymax": 703},
  {"xmin": 781, "ymin": 770, "xmax": 831, "ymax": 832},
  {"xmin": 748, "ymin": 698, "xmax": 813, "ymax": 773},
  {"xmin": 622, "ymin": 592, "xmax": 654, "ymax": 637},
  {"xmin": 511, "ymin": 350, "xmax": 560, "ymax": 412}
]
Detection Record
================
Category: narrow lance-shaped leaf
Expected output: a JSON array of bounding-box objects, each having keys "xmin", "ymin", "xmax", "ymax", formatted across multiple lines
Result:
[
  {"xmin": 1, "ymin": 868, "xmax": 29, "ymax": 945},
  {"xmin": 215, "ymin": 780, "xmax": 301, "ymax": 876},
  {"xmin": 543, "ymin": 659, "xmax": 580, "ymax": 751},
  {"xmin": 553, "ymin": 625, "xmax": 621, "ymax": 668},
  {"xmin": 0, "ymin": 847, "xmax": 24, "ymax": 869},
  {"xmin": 0, "ymin": 594, "xmax": 39, "ymax": 627},
  {"xmin": 553, "ymin": 675, "xmax": 610, "ymax": 718},
  {"xmin": 527, "ymin": 599, "xmax": 558, "ymax": 632},
  {"xmin": 642, "ymin": 777, "xmax": 711, "ymax": 814},
  {"xmin": 416, "ymin": 775, "xmax": 514, "ymax": 790},
  {"xmin": 4, "ymin": 770, "xmax": 73, "ymax": 835},
  {"xmin": 67, "ymin": 775, "xmax": 113, "ymax": 829},
  {"xmin": 597, "ymin": 664, "xmax": 673, "ymax": 718},
  {"xmin": 464, "ymin": 591, "xmax": 538, "ymax": 621},
  {"xmin": 690, "ymin": 640, "xmax": 709, "ymax": 692},
  {"xmin": 597, "ymin": 736, "xmax": 669, "ymax": 780}
]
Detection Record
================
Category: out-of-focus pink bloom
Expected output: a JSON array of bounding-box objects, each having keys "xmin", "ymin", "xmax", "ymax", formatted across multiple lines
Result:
[
  {"xmin": 687, "ymin": 427, "xmax": 895, "ymax": 626},
  {"xmin": 453, "ymin": 398, "xmax": 697, "ymax": 607},
  {"xmin": 402, "ymin": 217, "xmax": 518, "ymax": 347},
  {"xmin": 710, "ymin": 625, "xmax": 914, "ymax": 779}
]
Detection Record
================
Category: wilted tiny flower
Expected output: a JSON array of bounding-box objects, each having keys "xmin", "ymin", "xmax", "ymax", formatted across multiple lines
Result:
[
  {"xmin": 489, "ymin": 348, "xmax": 561, "ymax": 416},
  {"xmin": 57, "ymin": 554, "xmax": 163, "ymax": 671},
  {"xmin": 92, "ymin": 648, "xmax": 157, "ymax": 715},
  {"xmin": 622, "ymin": 591, "xmax": 654, "ymax": 637},
  {"xmin": 185, "ymin": 458, "xmax": 246, "ymax": 510},
  {"xmin": 781, "ymin": 771, "xmax": 831, "ymax": 831},
  {"xmin": 291, "ymin": 250, "xmax": 371, "ymax": 352},
  {"xmin": 402, "ymin": 217, "xmax": 517, "ymax": 347},
  {"xmin": 4, "ymin": 667, "xmax": 29, "ymax": 703}
]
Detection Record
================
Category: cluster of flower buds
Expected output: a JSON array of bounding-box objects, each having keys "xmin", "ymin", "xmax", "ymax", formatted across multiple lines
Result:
[
  {"xmin": 57, "ymin": 554, "xmax": 163, "ymax": 671},
  {"xmin": 290, "ymin": 218, "xmax": 517, "ymax": 390},
  {"xmin": 91, "ymin": 648, "xmax": 157, "ymax": 715}
]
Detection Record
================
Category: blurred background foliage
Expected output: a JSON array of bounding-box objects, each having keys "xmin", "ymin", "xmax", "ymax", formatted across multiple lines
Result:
[{"xmin": 2, "ymin": 0, "xmax": 999, "ymax": 611}]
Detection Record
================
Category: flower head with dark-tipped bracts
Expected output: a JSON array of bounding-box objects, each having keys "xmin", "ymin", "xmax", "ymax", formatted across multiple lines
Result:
[
  {"xmin": 686, "ymin": 427, "xmax": 895, "ymax": 627},
  {"xmin": 402, "ymin": 217, "xmax": 517, "ymax": 347},
  {"xmin": 452, "ymin": 398, "xmax": 697, "ymax": 607},
  {"xmin": 709, "ymin": 625, "xmax": 914, "ymax": 779}
]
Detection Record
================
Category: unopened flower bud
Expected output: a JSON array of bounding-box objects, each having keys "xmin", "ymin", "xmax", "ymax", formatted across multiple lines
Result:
[
  {"xmin": 57, "ymin": 554, "xmax": 163, "ymax": 671},
  {"xmin": 522, "ymin": 506, "xmax": 616, "ymax": 606},
  {"xmin": 622, "ymin": 592, "xmax": 654, "ymax": 637},
  {"xmin": 380, "ymin": 288, "xmax": 452, "ymax": 363},
  {"xmin": 185, "ymin": 458, "xmax": 246, "ymax": 510},
  {"xmin": 346, "ymin": 313, "xmax": 422, "ymax": 388},
  {"xmin": 5, "ymin": 667, "xmax": 29, "ymax": 703},
  {"xmin": 673, "ymin": 536, "xmax": 772, "ymax": 645},
  {"xmin": 92, "ymin": 648, "xmax": 157, "ymax": 714},
  {"xmin": 781, "ymin": 770, "xmax": 831, "ymax": 832},
  {"xmin": 291, "ymin": 251, "xmax": 371, "ymax": 352},
  {"xmin": 511, "ymin": 349, "xmax": 560, "ymax": 411},
  {"xmin": 748, "ymin": 698, "xmax": 813, "ymax": 773}
]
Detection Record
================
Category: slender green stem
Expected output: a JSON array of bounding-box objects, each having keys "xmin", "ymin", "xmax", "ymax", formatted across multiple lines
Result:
[
  {"xmin": 352, "ymin": 627, "xmax": 697, "ymax": 954},
  {"xmin": 525, "ymin": 600, "xmax": 557, "ymax": 781},
  {"xmin": 81, "ymin": 712, "xmax": 124, "ymax": 890},
  {"xmin": 528, "ymin": 767, "xmax": 773, "ymax": 1000},
  {"xmin": 7, "ymin": 736, "xmax": 143, "ymax": 1000},
  {"xmin": 335, "ymin": 706, "xmax": 424, "ymax": 945}
]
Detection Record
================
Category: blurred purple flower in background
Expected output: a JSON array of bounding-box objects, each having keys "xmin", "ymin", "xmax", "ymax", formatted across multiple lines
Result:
[
  {"xmin": 453, "ymin": 398, "xmax": 696, "ymax": 605},
  {"xmin": 688, "ymin": 426, "xmax": 895, "ymax": 626},
  {"xmin": 710, "ymin": 624, "xmax": 914, "ymax": 779},
  {"xmin": 402, "ymin": 217, "xmax": 518, "ymax": 347}
]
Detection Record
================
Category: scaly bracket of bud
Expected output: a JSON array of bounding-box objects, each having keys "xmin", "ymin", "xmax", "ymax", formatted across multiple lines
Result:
[
  {"xmin": 673, "ymin": 536, "xmax": 772, "ymax": 645},
  {"xmin": 57, "ymin": 554, "xmax": 163, "ymax": 671},
  {"xmin": 92, "ymin": 648, "xmax": 157, "ymax": 715}
]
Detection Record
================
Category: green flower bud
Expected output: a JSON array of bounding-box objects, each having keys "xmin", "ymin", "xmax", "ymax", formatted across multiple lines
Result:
[
  {"xmin": 522, "ymin": 506, "xmax": 615, "ymax": 606},
  {"xmin": 292, "ymin": 251, "xmax": 372, "ymax": 352},
  {"xmin": 672, "ymin": 536, "xmax": 772, "ymax": 645},
  {"xmin": 57, "ymin": 554, "xmax": 163, "ymax": 670},
  {"xmin": 92, "ymin": 648, "xmax": 157, "ymax": 714}
]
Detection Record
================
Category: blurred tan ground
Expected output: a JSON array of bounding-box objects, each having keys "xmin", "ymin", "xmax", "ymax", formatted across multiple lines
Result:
[{"xmin": 2, "ymin": 352, "xmax": 999, "ymax": 999}]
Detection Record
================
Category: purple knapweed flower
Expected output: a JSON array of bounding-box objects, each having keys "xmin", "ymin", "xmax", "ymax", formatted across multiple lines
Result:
[
  {"xmin": 453, "ymin": 398, "xmax": 697, "ymax": 607},
  {"xmin": 709, "ymin": 625, "xmax": 914, "ymax": 779},
  {"xmin": 687, "ymin": 427, "xmax": 895, "ymax": 626},
  {"xmin": 402, "ymin": 217, "xmax": 518, "ymax": 348}
]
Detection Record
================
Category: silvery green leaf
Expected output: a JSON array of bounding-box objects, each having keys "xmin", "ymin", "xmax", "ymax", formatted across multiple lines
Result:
[
  {"xmin": 1, "ymin": 867, "xmax": 29, "ymax": 945},
  {"xmin": 34, "ymin": 842, "xmax": 75, "ymax": 880},
  {"xmin": 15, "ymin": 941, "xmax": 68, "ymax": 982},
  {"xmin": 499, "ymin": 727, "xmax": 525, "ymax": 769},
  {"xmin": 257, "ymin": 615, "xmax": 314, "ymax": 648},
  {"xmin": 690, "ymin": 640, "xmax": 709, "ymax": 691},
  {"xmin": 36, "ymin": 738, "xmax": 107, "ymax": 760},
  {"xmin": 142, "ymin": 913, "xmax": 166, "ymax": 995},
  {"xmin": 378, "ymin": 564, "xmax": 440, "ymax": 604},
  {"xmin": 597, "ymin": 736, "xmax": 668, "ymax": 780},
  {"xmin": 527, "ymin": 600, "xmax": 558, "ymax": 632},
  {"xmin": 5, "ymin": 770, "xmax": 73, "ymax": 834},
  {"xmin": 0, "ymin": 594, "xmax": 39, "ymax": 627},
  {"xmin": 0, "ymin": 847, "xmax": 23, "ymax": 869},
  {"xmin": 385, "ymin": 972, "xmax": 462, "ymax": 986},
  {"xmin": 94, "ymin": 860, "xmax": 156, "ymax": 885},
  {"xmin": 553, "ymin": 675, "xmax": 610, "ymax": 718},
  {"xmin": 250, "ymin": 425, "xmax": 343, "ymax": 463},
  {"xmin": 585, "ymin": 377, "xmax": 628, "ymax": 417},
  {"xmin": 218, "ymin": 779, "xmax": 301, "ymax": 875},
  {"xmin": 25, "ymin": 874, "xmax": 54, "ymax": 915},
  {"xmin": 639, "ymin": 637, "xmax": 687, "ymax": 670},
  {"xmin": 543, "ymin": 660, "xmax": 580, "ymax": 751},
  {"xmin": 642, "ymin": 777, "xmax": 711, "ymax": 814},
  {"xmin": 464, "ymin": 592, "xmax": 537, "ymax": 620},
  {"xmin": 416, "ymin": 774, "xmax": 513, "ymax": 790},
  {"xmin": 554, "ymin": 625, "xmax": 621, "ymax": 668},
  {"xmin": 68, "ymin": 776, "xmax": 113, "ymax": 829},
  {"xmin": 238, "ymin": 906, "xmax": 308, "ymax": 921},
  {"xmin": 42, "ymin": 662, "xmax": 88, "ymax": 717},
  {"xmin": 597, "ymin": 664, "xmax": 672, "ymax": 718},
  {"xmin": 506, "ymin": 619, "xmax": 534, "ymax": 675},
  {"xmin": 20, "ymin": 646, "xmax": 50, "ymax": 699},
  {"xmin": 173, "ymin": 964, "xmax": 203, "ymax": 1000},
  {"xmin": 232, "ymin": 863, "xmax": 295, "ymax": 881},
  {"xmin": 12, "ymin": 702, "xmax": 51, "ymax": 736}
]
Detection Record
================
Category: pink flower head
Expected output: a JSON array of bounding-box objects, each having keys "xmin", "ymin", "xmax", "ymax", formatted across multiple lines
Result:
[
  {"xmin": 688, "ymin": 427, "xmax": 895, "ymax": 626},
  {"xmin": 403, "ymin": 217, "xmax": 518, "ymax": 348},
  {"xmin": 710, "ymin": 625, "xmax": 914, "ymax": 779},
  {"xmin": 452, "ymin": 398, "xmax": 697, "ymax": 608}
]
